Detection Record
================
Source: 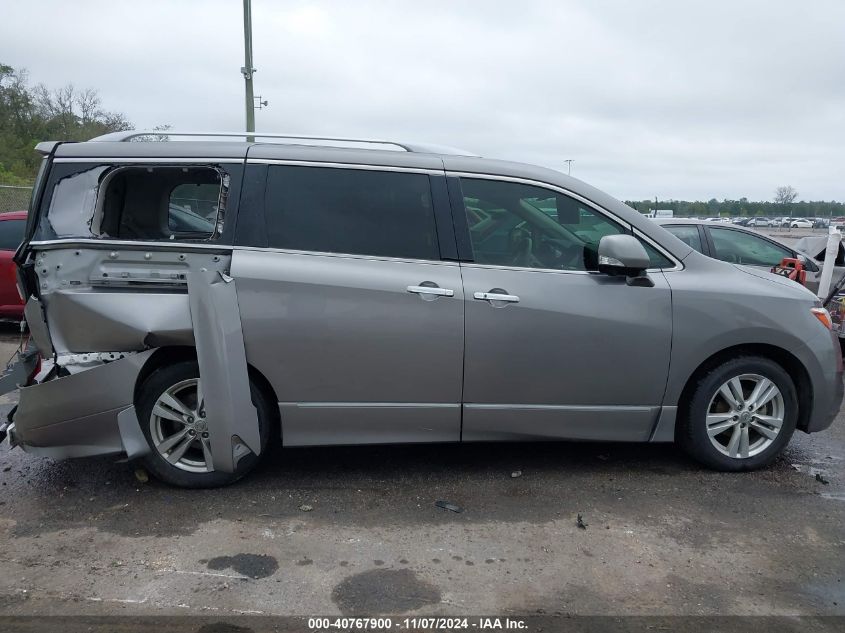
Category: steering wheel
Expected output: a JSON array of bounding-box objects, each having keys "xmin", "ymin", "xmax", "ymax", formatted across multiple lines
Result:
[
  {"xmin": 507, "ymin": 229, "xmax": 583, "ymax": 269},
  {"xmin": 508, "ymin": 230, "xmax": 542, "ymax": 268},
  {"xmin": 533, "ymin": 236, "xmax": 583, "ymax": 269}
]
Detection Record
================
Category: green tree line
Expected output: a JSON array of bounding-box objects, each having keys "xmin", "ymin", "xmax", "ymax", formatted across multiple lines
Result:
[
  {"xmin": 0, "ymin": 62, "xmax": 131, "ymax": 185},
  {"xmin": 625, "ymin": 198, "xmax": 845, "ymax": 219}
]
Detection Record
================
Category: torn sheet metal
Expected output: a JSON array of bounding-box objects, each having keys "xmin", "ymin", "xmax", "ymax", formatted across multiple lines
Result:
[
  {"xmin": 12, "ymin": 350, "xmax": 154, "ymax": 458},
  {"xmin": 117, "ymin": 405, "xmax": 149, "ymax": 460},
  {"xmin": 23, "ymin": 297, "xmax": 53, "ymax": 358},
  {"xmin": 188, "ymin": 269, "xmax": 261, "ymax": 473}
]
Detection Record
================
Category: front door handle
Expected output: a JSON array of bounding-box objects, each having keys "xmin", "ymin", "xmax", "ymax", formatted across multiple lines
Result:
[
  {"xmin": 473, "ymin": 290, "xmax": 520, "ymax": 303},
  {"xmin": 407, "ymin": 284, "xmax": 455, "ymax": 300}
]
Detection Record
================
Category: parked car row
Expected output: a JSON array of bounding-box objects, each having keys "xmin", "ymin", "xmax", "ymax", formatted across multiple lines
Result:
[
  {"xmin": 671, "ymin": 216, "xmax": 831, "ymax": 229},
  {"xmin": 737, "ymin": 217, "xmax": 826, "ymax": 228}
]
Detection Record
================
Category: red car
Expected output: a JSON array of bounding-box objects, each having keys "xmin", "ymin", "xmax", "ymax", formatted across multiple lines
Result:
[{"xmin": 0, "ymin": 211, "xmax": 26, "ymax": 320}]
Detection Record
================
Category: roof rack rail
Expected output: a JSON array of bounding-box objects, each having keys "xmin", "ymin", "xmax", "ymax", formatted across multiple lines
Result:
[{"xmin": 87, "ymin": 131, "xmax": 476, "ymax": 156}]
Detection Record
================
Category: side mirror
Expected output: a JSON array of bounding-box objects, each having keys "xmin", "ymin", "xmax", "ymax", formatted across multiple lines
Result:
[{"xmin": 598, "ymin": 234, "xmax": 653, "ymax": 286}]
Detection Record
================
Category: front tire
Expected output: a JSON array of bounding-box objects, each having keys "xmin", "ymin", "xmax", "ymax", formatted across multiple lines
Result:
[
  {"xmin": 677, "ymin": 356, "xmax": 797, "ymax": 471},
  {"xmin": 137, "ymin": 360, "xmax": 271, "ymax": 488}
]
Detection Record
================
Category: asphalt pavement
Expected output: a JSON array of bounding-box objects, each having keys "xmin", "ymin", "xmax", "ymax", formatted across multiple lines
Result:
[{"xmin": 0, "ymin": 326, "xmax": 842, "ymax": 620}]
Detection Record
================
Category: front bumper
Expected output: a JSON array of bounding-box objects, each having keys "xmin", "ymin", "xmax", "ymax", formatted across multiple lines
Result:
[
  {"xmin": 803, "ymin": 330, "xmax": 844, "ymax": 433},
  {"xmin": 6, "ymin": 350, "xmax": 154, "ymax": 459}
]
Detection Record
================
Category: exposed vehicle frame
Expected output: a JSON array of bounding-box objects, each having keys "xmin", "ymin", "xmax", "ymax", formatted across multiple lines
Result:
[{"xmin": 2, "ymin": 132, "xmax": 842, "ymax": 487}]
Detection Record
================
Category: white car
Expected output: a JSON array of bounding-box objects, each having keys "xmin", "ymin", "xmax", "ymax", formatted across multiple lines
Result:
[
  {"xmin": 746, "ymin": 217, "xmax": 773, "ymax": 227},
  {"xmin": 790, "ymin": 219, "xmax": 813, "ymax": 229}
]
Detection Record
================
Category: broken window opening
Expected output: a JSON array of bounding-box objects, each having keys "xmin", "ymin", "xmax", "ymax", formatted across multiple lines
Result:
[{"xmin": 46, "ymin": 165, "xmax": 228, "ymax": 242}]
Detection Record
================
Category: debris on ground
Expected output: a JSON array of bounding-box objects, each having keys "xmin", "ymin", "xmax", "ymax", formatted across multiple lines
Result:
[
  {"xmin": 2, "ymin": 466, "xmax": 11, "ymax": 472},
  {"xmin": 597, "ymin": 455, "xmax": 609, "ymax": 461},
  {"xmin": 133, "ymin": 468, "xmax": 149, "ymax": 484},
  {"xmin": 511, "ymin": 470, "xmax": 522, "ymax": 478},
  {"xmin": 815, "ymin": 473, "xmax": 830, "ymax": 485},
  {"xmin": 576, "ymin": 513, "xmax": 588, "ymax": 530},
  {"xmin": 435, "ymin": 500, "xmax": 463, "ymax": 513},
  {"xmin": 298, "ymin": 504, "xmax": 313, "ymax": 512}
]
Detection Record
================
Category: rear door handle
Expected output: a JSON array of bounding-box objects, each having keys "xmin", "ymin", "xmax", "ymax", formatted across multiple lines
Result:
[
  {"xmin": 407, "ymin": 285, "xmax": 455, "ymax": 298},
  {"xmin": 473, "ymin": 291, "xmax": 520, "ymax": 303}
]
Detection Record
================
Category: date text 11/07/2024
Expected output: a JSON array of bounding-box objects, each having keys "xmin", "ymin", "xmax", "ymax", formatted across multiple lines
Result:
[{"xmin": 307, "ymin": 617, "xmax": 528, "ymax": 630}]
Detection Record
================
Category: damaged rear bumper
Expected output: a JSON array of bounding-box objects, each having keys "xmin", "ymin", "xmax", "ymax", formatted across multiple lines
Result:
[
  {"xmin": 8, "ymin": 246, "xmax": 262, "ymax": 473},
  {"xmin": 6, "ymin": 350, "xmax": 154, "ymax": 459}
]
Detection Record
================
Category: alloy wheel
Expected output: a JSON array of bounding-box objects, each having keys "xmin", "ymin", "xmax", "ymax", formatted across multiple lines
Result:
[
  {"xmin": 149, "ymin": 378, "xmax": 212, "ymax": 472},
  {"xmin": 705, "ymin": 373, "xmax": 785, "ymax": 459}
]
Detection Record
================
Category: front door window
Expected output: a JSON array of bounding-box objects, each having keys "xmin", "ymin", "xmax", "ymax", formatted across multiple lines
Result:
[{"xmin": 460, "ymin": 178, "xmax": 672, "ymax": 270}]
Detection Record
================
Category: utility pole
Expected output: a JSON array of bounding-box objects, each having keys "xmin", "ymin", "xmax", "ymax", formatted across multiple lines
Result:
[
  {"xmin": 563, "ymin": 159, "xmax": 573, "ymax": 176},
  {"xmin": 241, "ymin": 0, "xmax": 256, "ymax": 139}
]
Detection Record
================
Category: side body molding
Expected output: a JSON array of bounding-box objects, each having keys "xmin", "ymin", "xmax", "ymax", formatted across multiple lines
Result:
[{"xmin": 187, "ymin": 269, "xmax": 261, "ymax": 473}]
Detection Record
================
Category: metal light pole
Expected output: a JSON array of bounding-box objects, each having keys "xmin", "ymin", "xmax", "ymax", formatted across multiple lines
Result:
[
  {"xmin": 241, "ymin": 0, "xmax": 256, "ymax": 139},
  {"xmin": 563, "ymin": 159, "xmax": 573, "ymax": 176}
]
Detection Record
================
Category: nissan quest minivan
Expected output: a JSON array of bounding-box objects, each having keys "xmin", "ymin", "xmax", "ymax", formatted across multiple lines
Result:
[{"xmin": 1, "ymin": 132, "xmax": 841, "ymax": 488}]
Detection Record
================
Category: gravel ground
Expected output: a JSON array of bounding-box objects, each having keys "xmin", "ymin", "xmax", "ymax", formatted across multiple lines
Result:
[{"xmin": 0, "ymin": 326, "xmax": 842, "ymax": 620}]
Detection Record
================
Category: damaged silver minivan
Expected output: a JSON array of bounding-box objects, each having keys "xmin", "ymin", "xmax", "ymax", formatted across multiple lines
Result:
[{"xmin": 2, "ymin": 132, "xmax": 842, "ymax": 487}]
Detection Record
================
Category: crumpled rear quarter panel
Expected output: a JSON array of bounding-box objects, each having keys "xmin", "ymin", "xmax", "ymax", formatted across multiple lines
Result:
[{"xmin": 13, "ymin": 350, "xmax": 154, "ymax": 456}]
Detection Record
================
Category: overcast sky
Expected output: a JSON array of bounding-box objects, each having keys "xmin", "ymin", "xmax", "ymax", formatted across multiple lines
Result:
[{"xmin": 4, "ymin": 0, "xmax": 844, "ymax": 201}]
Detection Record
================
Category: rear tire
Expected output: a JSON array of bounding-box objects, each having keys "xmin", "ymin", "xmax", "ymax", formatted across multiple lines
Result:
[
  {"xmin": 677, "ymin": 356, "xmax": 797, "ymax": 471},
  {"xmin": 137, "ymin": 360, "xmax": 271, "ymax": 488}
]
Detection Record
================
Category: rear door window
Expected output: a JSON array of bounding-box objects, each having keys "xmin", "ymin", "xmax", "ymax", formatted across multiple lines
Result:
[
  {"xmin": 264, "ymin": 166, "xmax": 439, "ymax": 260},
  {"xmin": 168, "ymin": 182, "xmax": 222, "ymax": 234},
  {"xmin": 0, "ymin": 218, "xmax": 25, "ymax": 251}
]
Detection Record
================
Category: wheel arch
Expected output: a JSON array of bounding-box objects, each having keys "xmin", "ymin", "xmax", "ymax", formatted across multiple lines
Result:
[
  {"xmin": 675, "ymin": 343, "xmax": 813, "ymax": 435},
  {"xmin": 134, "ymin": 346, "xmax": 282, "ymax": 439}
]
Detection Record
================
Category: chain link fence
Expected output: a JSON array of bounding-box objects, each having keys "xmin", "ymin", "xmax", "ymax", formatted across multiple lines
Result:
[{"xmin": 0, "ymin": 185, "xmax": 32, "ymax": 213}]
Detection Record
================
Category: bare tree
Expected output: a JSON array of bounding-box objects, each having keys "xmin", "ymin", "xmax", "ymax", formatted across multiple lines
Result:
[
  {"xmin": 77, "ymin": 88, "xmax": 102, "ymax": 125},
  {"xmin": 774, "ymin": 185, "xmax": 798, "ymax": 205},
  {"xmin": 32, "ymin": 82, "xmax": 131, "ymax": 140},
  {"xmin": 132, "ymin": 124, "xmax": 172, "ymax": 142}
]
